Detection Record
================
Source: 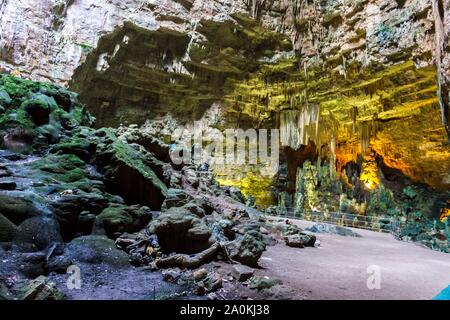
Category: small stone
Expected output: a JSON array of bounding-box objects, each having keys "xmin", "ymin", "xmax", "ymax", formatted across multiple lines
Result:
[
  {"xmin": 231, "ymin": 264, "xmax": 255, "ymax": 282},
  {"xmin": 208, "ymin": 292, "xmax": 218, "ymax": 300},
  {"xmin": 249, "ymin": 276, "xmax": 282, "ymax": 291},
  {"xmin": 162, "ymin": 269, "xmax": 181, "ymax": 283},
  {"xmin": 148, "ymin": 262, "xmax": 158, "ymax": 271},
  {"xmin": 206, "ymin": 272, "xmax": 222, "ymax": 292},
  {"xmin": 195, "ymin": 282, "xmax": 206, "ymax": 296},
  {"xmin": 193, "ymin": 268, "xmax": 208, "ymax": 281}
]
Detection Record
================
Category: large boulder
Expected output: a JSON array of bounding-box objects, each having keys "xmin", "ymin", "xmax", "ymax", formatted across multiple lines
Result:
[
  {"xmin": 225, "ymin": 230, "xmax": 266, "ymax": 267},
  {"xmin": 65, "ymin": 235, "xmax": 130, "ymax": 267},
  {"xmin": 18, "ymin": 252, "xmax": 47, "ymax": 278},
  {"xmin": 161, "ymin": 188, "xmax": 190, "ymax": 210},
  {"xmin": 94, "ymin": 204, "xmax": 152, "ymax": 239},
  {"xmin": 92, "ymin": 129, "xmax": 167, "ymax": 210},
  {"xmin": 51, "ymin": 195, "xmax": 84, "ymax": 241},
  {"xmin": 0, "ymin": 195, "xmax": 40, "ymax": 225},
  {"xmin": 51, "ymin": 189, "xmax": 110, "ymax": 241},
  {"xmin": 149, "ymin": 207, "xmax": 215, "ymax": 254},
  {"xmin": 14, "ymin": 217, "xmax": 63, "ymax": 251},
  {"xmin": 285, "ymin": 233, "xmax": 316, "ymax": 248}
]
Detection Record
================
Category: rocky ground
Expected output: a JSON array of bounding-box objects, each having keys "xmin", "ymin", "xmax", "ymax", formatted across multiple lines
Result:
[{"xmin": 0, "ymin": 74, "xmax": 316, "ymax": 300}]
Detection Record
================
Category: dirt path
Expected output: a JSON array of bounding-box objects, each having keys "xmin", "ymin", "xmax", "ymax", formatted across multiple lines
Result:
[{"xmin": 259, "ymin": 219, "xmax": 450, "ymax": 300}]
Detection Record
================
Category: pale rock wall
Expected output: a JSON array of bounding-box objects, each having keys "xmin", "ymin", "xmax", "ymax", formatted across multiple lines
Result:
[
  {"xmin": 260, "ymin": 0, "xmax": 435, "ymax": 67},
  {"xmin": 0, "ymin": 0, "xmax": 440, "ymax": 85},
  {"xmin": 0, "ymin": 0, "xmax": 245, "ymax": 84}
]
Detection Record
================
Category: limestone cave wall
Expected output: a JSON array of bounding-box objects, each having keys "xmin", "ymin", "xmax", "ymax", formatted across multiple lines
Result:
[{"xmin": 1, "ymin": 0, "xmax": 449, "ymax": 205}]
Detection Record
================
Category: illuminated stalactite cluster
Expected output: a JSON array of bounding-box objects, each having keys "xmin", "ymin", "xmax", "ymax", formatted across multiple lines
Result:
[{"xmin": 225, "ymin": 56, "xmax": 449, "ymax": 195}]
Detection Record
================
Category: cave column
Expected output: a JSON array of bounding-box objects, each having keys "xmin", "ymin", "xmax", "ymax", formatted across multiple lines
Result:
[{"xmin": 432, "ymin": 0, "xmax": 450, "ymax": 142}]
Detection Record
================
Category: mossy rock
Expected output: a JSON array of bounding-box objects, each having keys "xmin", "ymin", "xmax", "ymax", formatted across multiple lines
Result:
[
  {"xmin": 401, "ymin": 222, "xmax": 424, "ymax": 238},
  {"xmin": 93, "ymin": 128, "xmax": 167, "ymax": 209},
  {"xmin": 225, "ymin": 229, "xmax": 266, "ymax": 267},
  {"xmin": 249, "ymin": 276, "xmax": 282, "ymax": 291},
  {"xmin": 36, "ymin": 124, "xmax": 61, "ymax": 144},
  {"xmin": 20, "ymin": 276, "xmax": 64, "ymax": 300},
  {"xmin": 402, "ymin": 186, "xmax": 418, "ymax": 199},
  {"xmin": 149, "ymin": 206, "xmax": 214, "ymax": 254},
  {"xmin": 31, "ymin": 154, "xmax": 88, "ymax": 183},
  {"xmin": 52, "ymin": 135, "xmax": 96, "ymax": 162},
  {"xmin": 0, "ymin": 89, "xmax": 12, "ymax": 106},
  {"xmin": 65, "ymin": 235, "xmax": 130, "ymax": 267},
  {"xmin": 94, "ymin": 204, "xmax": 151, "ymax": 239},
  {"xmin": 0, "ymin": 73, "xmax": 93, "ymax": 132},
  {"xmin": 21, "ymin": 93, "xmax": 59, "ymax": 126}
]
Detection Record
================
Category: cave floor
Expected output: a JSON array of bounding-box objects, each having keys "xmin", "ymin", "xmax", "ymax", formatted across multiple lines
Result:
[{"xmin": 259, "ymin": 219, "xmax": 450, "ymax": 300}]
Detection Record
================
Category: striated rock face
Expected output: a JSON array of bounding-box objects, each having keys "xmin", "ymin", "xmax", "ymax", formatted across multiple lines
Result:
[
  {"xmin": 0, "ymin": 0, "xmax": 246, "ymax": 83},
  {"xmin": 0, "ymin": 0, "xmax": 439, "ymax": 85},
  {"xmin": 261, "ymin": 0, "xmax": 435, "ymax": 67},
  {"xmin": 68, "ymin": 16, "xmax": 291, "ymax": 126}
]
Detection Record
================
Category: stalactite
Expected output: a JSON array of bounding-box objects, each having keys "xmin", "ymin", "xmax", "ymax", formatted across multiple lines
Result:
[
  {"xmin": 342, "ymin": 56, "xmax": 347, "ymax": 80},
  {"xmin": 280, "ymin": 104, "xmax": 320, "ymax": 149},
  {"xmin": 350, "ymin": 106, "xmax": 358, "ymax": 133},
  {"xmin": 280, "ymin": 110, "xmax": 301, "ymax": 149},
  {"xmin": 182, "ymin": 20, "xmax": 199, "ymax": 63},
  {"xmin": 359, "ymin": 120, "xmax": 378, "ymax": 153},
  {"xmin": 329, "ymin": 135, "xmax": 336, "ymax": 178}
]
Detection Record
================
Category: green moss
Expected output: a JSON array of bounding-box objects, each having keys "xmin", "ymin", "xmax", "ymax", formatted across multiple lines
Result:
[
  {"xmin": 0, "ymin": 107, "xmax": 36, "ymax": 132},
  {"xmin": 97, "ymin": 128, "xmax": 168, "ymax": 195},
  {"xmin": 0, "ymin": 73, "xmax": 93, "ymax": 149},
  {"xmin": 31, "ymin": 154, "xmax": 88, "ymax": 183},
  {"xmin": 0, "ymin": 89, "xmax": 12, "ymax": 105},
  {"xmin": 76, "ymin": 42, "xmax": 94, "ymax": 54},
  {"xmin": 21, "ymin": 98, "xmax": 49, "ymax": 110}
]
